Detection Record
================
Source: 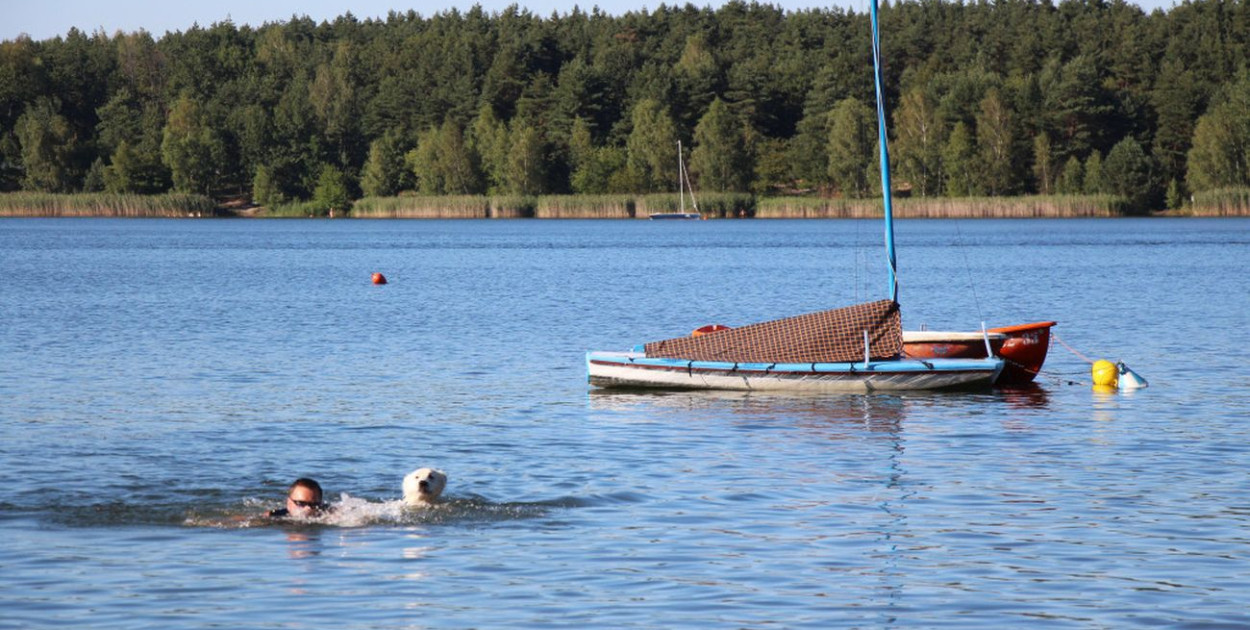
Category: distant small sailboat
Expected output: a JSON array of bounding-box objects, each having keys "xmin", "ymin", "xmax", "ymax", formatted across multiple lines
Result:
[{"xmin": 649, "ymin": 140, "xmax": 702, "ymax": 220}]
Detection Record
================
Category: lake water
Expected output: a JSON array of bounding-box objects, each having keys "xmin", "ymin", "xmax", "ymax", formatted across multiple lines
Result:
[{"xmin": 2, "ymin": 217, "xmax": 1249, "ymax": 628}]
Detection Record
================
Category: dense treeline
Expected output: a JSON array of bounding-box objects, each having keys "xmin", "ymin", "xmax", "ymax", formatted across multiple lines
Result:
[{"xmin": 2, "ymin": 0, "xmax": 1249, "ymax": 213}]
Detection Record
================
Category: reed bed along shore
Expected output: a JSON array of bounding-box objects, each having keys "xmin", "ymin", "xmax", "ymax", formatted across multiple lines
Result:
[
  {"xmin": 536, "ymin": 195, "xmax": 634, "ymax": 218},
  {"xmin": 351, "ymin": 195, "xmax": 491, "ymax": 218},
  {"xmin": 10, "ymin": 192, "xmax": 1244, "ymax": 219},
  {"xmin": 352, "ymin": 193, "xmax": 757, "ymax": 218},
  {"xmin": 1186, "ymin": 188, "xmax": 1250, "ymax": 216},
  {"xmin": 756, "ymin": 194, "xmax": 1133, "ymax": 218},
  {"xmin": 351, "ymin": 195, "xmax": 544, "ymax": 218},
  {"xmin": 0, "ymin": 193, "xmax": 217, "ymax": 217}
]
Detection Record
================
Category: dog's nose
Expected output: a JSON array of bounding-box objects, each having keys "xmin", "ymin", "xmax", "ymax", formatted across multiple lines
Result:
[{"xmin": 418, "ymin": 480, "xmax": 429, "ymax": 491}]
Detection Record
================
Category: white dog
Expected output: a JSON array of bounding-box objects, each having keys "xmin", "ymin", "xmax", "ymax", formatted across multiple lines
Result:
[{"xmin": 402, "ymin": 468, "xmax": 447, "ymax": 506}]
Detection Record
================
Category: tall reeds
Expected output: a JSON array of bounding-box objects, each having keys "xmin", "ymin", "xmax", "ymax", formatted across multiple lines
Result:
[
  {"xmin": 756, "ymin": 194, "xmax": 1131, "ymax": 218},
  {"xmin": 1189, "ymin": 188, "xmax": 1250, "ymax": 216},
  {"xmin": 351, "ymin": 195, "xmax": 490, "ymax": 218},
  {"xmin": 0, "ymin": 191, "xmax": 1165, "ymax": 219},
  {"xmin": 0, "ymin": 192, "xmax": 217, "ymax": 217},
  {"xmin": 756, "ymin": 197, "xmax": 878, "ymax": 218},
  {"xmin": 536, "ymin": 195, "xmax": 635, "ymax": 218},
  {"xmin": 693, "ymin": 192, "xmax": 755, "ymax": 218}
]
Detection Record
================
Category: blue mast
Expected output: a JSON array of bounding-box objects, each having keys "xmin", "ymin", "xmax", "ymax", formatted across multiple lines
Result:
[{"xmin": 870, "ymin": 0, "xmax": 898, "ymax": 304}]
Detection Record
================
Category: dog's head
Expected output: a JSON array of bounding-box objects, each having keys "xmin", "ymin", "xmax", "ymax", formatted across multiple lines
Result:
[{"xmin": 402, "ymin": 468, "xmax": 447, "ymax": 506}]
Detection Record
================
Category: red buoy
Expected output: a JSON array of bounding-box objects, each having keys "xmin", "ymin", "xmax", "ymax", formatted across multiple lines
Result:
[{"xmin": 372, "ymin": 272, "xmax": 388, "ymax": 285}]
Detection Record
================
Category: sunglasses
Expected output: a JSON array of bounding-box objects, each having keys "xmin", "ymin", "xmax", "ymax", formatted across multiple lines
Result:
[{"xmin": 290, "ymin": 499, "xmax": 323, "ymax": 509}]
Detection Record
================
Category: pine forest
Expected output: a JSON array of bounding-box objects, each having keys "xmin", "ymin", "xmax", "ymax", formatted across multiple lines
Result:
[{"xmin": 2, "ymin": 0, "xmax": 1249, "ymax": 216}]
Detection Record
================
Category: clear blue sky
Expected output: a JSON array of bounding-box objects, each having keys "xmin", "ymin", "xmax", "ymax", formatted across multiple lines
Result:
[{"xmin": 6, "ymin": 0, "xmax": 1180, "ymax": 42}]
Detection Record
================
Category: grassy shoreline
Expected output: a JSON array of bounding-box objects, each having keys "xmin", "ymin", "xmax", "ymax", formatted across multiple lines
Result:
[
  {"xmin": 0, "ymin": 193, "xmax": 218, "ymax": 217},
  {"xmin": 3, "ymin": 191, "xmax": 1248, "ymax": 218}
]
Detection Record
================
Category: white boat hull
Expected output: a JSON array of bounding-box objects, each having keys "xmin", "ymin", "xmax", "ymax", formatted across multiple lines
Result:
[{"xmin": 587, "ymin": 351, "xmax": 1002, "ymax": 393}]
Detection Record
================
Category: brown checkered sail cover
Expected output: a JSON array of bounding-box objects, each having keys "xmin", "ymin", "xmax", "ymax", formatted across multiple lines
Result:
[{"xmin": 644, "ymin": 299, "xmax": 902, "ymax": 363}]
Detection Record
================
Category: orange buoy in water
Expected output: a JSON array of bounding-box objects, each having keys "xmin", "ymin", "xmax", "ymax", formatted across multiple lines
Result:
[
  {"xmin": 692, "ymin": 324, "xmax": 731, "ymax": 337},
  {"xmin": 372, "ymin": 272, "xmax": 388, "ymax": 285}
]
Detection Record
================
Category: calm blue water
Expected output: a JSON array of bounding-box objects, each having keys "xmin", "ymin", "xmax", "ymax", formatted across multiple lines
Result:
[{"xmin": 2, "ymin": 217, "xmax": 1249, "ymax": 629}]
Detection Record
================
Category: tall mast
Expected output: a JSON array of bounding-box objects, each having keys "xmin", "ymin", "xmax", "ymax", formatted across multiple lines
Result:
[{"xmin": 871, "ymin": 0, "xmax": 899, "ymax": 304}]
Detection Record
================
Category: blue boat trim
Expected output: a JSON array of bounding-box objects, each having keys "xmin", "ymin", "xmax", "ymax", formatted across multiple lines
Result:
[{"xmin": 588, "ymin": 351, "xmax": 1000, "ymax": 374}]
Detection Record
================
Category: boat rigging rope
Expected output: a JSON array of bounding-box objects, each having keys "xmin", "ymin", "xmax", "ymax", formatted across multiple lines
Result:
[
  {"xmin": 952, "ymin": 221, "xmax": 985, "ymax": 323},
  {"xmin": 1052, "ymin": 331, "xmax": 1096, "ymax": 365}
]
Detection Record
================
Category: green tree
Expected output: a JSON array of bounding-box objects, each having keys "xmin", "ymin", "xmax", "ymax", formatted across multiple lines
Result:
[
  {"xmin": 1083, "ymin": 151, "xmax": 1104, "ymax": 195},
  {"xmin": 625, "ymin": 98, "xmax": 678, "ymax": 193},
  {"xmin": 976, "ymin": 89, "xmax": 1015, "ymax": 196},
  {"xmin": 1165, "ymin": 178, "xmax": 1183, "ymax": 210},
  {"xmin": 267, "ymin": 73, "xmax": 321, "ymax": 201},
  {"xmin": 161, "ymin": 94, "xmax": 224, "ymax": 194},
  {"xmin": 1151, "ymin": 59, "xmax": 1203, "ymax": 192},
  {"xmin": 1040, "ymin": 55, "xmax": 1113, "ymax": 165},
  {"xmin": 313, "ymin": 164, "xmax": 351, "ymax": 215},
  {"xmin": 469, "ymin": 105, "xmax": 508, "ymax": 193},
  {"xmin": 1186, "ymin": 113, "xmax": 1244, "ymax": 192},
  {"xmin": 360, "ymin": 131, "xmax": 408, "ymax": 197},
  {"xmin": 1033, "ymin": 133, "xmax": 1054, "ymax": 195},
  {"xmin": 893, "ymin": 86, "xmax": 943, "ymax": 197},
  {"xmin": 309, "ymin": 41, "xmax": 365, "ymax": 168},
  {"xmin": 83, "ymin": 158, "xmax": 107, "ymax": 192},
  {"xmin": 569, "ymin": 117, "xmax": 595, "ymax": 173},
  {"xmin": 1056, "ymin": 155, "xmax": 1084, "ymax": 195},
  {"xmin": 409, "ymin": 120, "xmax": 482, "ymax": 195},
  {"xmin": 1185, "ymin": 73, "xmax": 1250, "ymax": 192},
  {"xmin": 1102, "ymin": 136, "xmax": 1154, "ymax": 210},
  {"xmin": 437, "ymin": 119, "xmax": 481, "ymax": 195},
  {"xmin": 252, "ymin": 164, "xmax": 284, "ymax": 206},
  {"xmin": 752, "ymin": 137, "xmax": 790, "ymax": 194},
  {"xmin": 408, "ymin": 128, "xmax": 442, "ymax": 195},
  {"xmin": 826, "ymin": 97, "xmax": 875, "ymax": 198},
  {"xmin": 569, "ymin": 116, "xmax": 627, "ymax": 194},
  {"xmin": 690, "ymin": 99, "xmax": 752, "ymax": 192},
  {"xmin": 103, "ymin": 140, "xmax": 139, "ymax": 193},
  {"xmin": 788, "ymin": 110, "xmax": 830, "ymax": 190},
  {"xmin": 503, "ymin": 121, "xmax": 545, "ymax": 195},
  {"xmin": 15, "ymin": 98, "xmax": 79, "ymax": 192},
  {"xmin": 943, "ymin": 121, "xmax": 978, "ymax": 197},
  {"xmin": 674, "ymin": 34, "xmax": 720, "ymax": 130}
]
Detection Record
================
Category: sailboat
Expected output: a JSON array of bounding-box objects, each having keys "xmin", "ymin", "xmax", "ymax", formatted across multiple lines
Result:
[
  {"xmin": 648, "ymin": 141, "xmax": 702, "ymax": 220},
  {"xmin": 585, "ymin": 0, "xmax": 1003, "ymax": 392}
]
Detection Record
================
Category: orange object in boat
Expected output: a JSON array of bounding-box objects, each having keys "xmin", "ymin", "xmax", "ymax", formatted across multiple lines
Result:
[
  {"xmin": 903, "ymin": 331, "xmax": 1006, "ymax": 360},
  {"xmin": 372, "ymin": 272, "xmax": 388, "ymax": 285},
  {"xmin": 691, "ymin": 324, "xmax": 731, "ymax": 337}
]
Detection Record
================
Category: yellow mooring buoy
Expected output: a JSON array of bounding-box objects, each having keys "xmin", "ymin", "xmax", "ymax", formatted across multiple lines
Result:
[{"xmin": 1092, "ymin": 359, "xmax": 1118, "ymax": 388}]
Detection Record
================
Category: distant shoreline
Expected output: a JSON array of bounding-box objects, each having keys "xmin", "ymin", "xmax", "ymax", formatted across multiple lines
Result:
[{"xmin": 1, "ymin": 192, "xmax": 1246, "ymax": 218}]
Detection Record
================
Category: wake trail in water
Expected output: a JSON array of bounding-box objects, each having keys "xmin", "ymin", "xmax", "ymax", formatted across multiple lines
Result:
[{"xmin": 183, "ymin": 492, "xmax": 584, "ymax": 529}]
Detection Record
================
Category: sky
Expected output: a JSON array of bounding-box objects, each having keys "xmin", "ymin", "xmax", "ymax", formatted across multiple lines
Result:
[{"xmin": 5, "ymin": 0, "xmax": 1181, "ymax": 42}]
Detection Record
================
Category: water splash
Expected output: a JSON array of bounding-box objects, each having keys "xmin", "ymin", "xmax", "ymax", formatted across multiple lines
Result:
[{"xmin": 182, "ymin": 492, "xmax": 572, "ymax": 529}]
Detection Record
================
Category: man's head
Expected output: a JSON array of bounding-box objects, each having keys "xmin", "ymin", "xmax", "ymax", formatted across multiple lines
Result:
[{"xmin": 286, "ymin": 478, "xmax": 325, "ymax": 517}]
